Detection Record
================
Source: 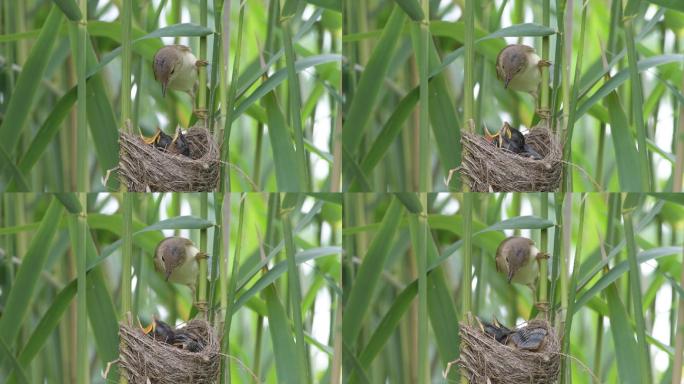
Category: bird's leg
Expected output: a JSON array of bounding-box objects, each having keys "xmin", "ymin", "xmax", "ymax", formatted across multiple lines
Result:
[
  {"xmin": 537, "ymin": 59, "xmax": 552, "ymax": 68},
  {"xmin": 535, "ymin": 251, "xmax": 550, "ymax": 261},
  {"xmin": 195, "ymin": 59, "xmax": 209, "ymax": 67}
]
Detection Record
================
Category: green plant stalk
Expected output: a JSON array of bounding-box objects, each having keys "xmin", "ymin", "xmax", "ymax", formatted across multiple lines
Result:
[
  {"xmin": 559, "ymin": 192, "xmax": 571, "ymax": 332},
  {"xmin": 418, "ymin": 0, "xmax": 430, "ymax": 191},
  {"xmin": 623, "ymin": 13, "xmax": 651, "ymax": 191},
  {"xmin": 561, "ymin": 0, "xmax": 587, "ymax": 193},
  {"xmin": 222, "ymin": 194, "xmax": 245, "ymax": 383},
  {"xmin": 77, "ymin": 0, "xmax": 87, "ymax": 191},
  {"xmin": 282, "ymin": 21, "xmax": 310, "ymax": 190},
  {"xmin": 198, "ymin": 193, "xmax": 208, "ymax": 315},
  {"xmin": 76, "ymin": 193, "xmax": 87, "ymax": 384},
  {"xmin": 673, "ymin": 74, "xmax": 684, "ymax": 192},
  {"xmin": 673, "ymin": 241, "xmax": 684, "ymax": 384},
  {"xmin": 623, "ymin": 206, "xmax": 652, "ymax": 383},
  {"xmin": 120, "ymin": 192, "xmax": 133, "ymax": 384},
  {"xmin": 561, "ymin": 193, "xmax": 585, "ymax": 383},
  {"xmin": 121, "ymin": 0, "xmax": 132, "ymax": 134},
  {"xmin": 408, "ymin": 193, "xmax": 428, "ymax": 384},
  {"xmin": 462, "ymin": 193, "xmax": 472, "ymax": 317},
  {"xmin": 539, "ymin": 193, "xmax": 548, "ymax": 310},
  {"xmin": 219, "ymin": 192, "xmax": 229, "ymax": 325},
  {"xmin": 540, "ymin": 0, "xmax": 550, "ymax": 115},
  {"xmin": 282, "ymin": 199, "xmax": 311, "ymax": 383},
  {"xmin": 221, "ymin": 2, "xmax": 245, "ymax": 192},
  {"xmin": 199, "ymin": 0, "xmax": 207, "ymax": 128},
  {"xmin": 219, "ymin": 0, "xmax": 229, "ymax": 133},
  {"xmin": 463, "ymin": 0, "xmax": 474, "ymax": 131}
]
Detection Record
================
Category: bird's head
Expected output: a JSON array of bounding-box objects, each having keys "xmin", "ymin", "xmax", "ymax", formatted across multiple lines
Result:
[
  {"xmin": 497, "ymin": 45, "xmax": 529, "ymax": 88},
  {"xmin": 153, "ymin": 49, "xmax": 180, "ymax": 97},
  {"xmin": 484, "ymin": 124, "xmax": 502, "ymax": 147}
]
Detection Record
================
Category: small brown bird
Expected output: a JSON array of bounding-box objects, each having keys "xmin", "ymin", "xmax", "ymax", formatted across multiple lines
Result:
[
  {"xmin": 495, "ymin": 236, "xmax": 549, "ymax": 293},
  {"xmin": 153, "ymin": 45, "xmax": 208, "ymax": 118},
  {"xmin": 153, "ymin": 237, "xmax": 208, "ymax": 300},
  {"xmin": 496, "ymin": 44, "xmax": 551, "ymax": 98}
]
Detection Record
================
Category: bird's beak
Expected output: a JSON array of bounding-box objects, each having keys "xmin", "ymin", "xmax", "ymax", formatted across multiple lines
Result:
[
  {"xmin": 504, "ymin": 77, "xmax": 510, "ymax": 89},
  {"xmin": 483, "ymin": 124, "xmax": 499, "ymax": 144},
  {"xmin": 161, "ymin": 81, "xmax": 168, "ymax": 97},
  {"xmin": 165, "ymin": 270, "xmax": 172, "ymax": 281},
  {"xmin": 507, "ymin": 269, "xmax": 514, "ymax": 283}
]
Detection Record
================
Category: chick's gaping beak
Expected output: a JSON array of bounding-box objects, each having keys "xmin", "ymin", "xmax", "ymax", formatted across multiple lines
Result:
[{"xmin": 483, "ymin": 124, "xmax": 500, "ymax": 145}]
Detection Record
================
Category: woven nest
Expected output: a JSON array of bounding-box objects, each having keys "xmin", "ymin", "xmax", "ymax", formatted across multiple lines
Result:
[
  {"xmin": 459, "ymin": 124, "xmax": 562, "ymax": 192},
  {"xmin": 457, "ymin": 319, "xmax": 561, "ymax": 384},
  {"xmin": 118, "ymin": 126, "xmax": 220, "ymax": 192},
  {"xmin": 119, "ymin": 319, "xmax": 220, "ymax": 384}
]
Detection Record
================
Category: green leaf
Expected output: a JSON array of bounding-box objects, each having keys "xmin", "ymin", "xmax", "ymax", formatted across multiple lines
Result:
[
  {"xmin": 395, "ymin": 193, "xmax": 422, "ymax": 213},
  {"xmin": 0, "ymin": 6, "xmax": 63, "ymax": 157},
  {"xmin": 646, "ymin": 0, "xmax": 684, "ymax": 11},
  {"xmin": 342, "ymin": 6, "xmax": 406, "ymax": 154},
  {"xmin": 605, "ymin": 283, "xmax": 642, "ymax": 384},
  {"xmin": 263, "ymin": 284, "xmax": 306, "ymax": 383},
  {"xmin": 52, "ymin": 0, "xmax": 81, "ymax": 20},
  {"xmin": 0, "ymin": 199, "xmax": 63, "ymax": 351},
  {"xmin": 574, "ymin": 246, "xmax": 681, "ymax": 311},
  {"xmin": 474, "ymin": 215, "xmax": 555, "ymax": 235},
  {"xmin": 263, "ymin": 91, "xmax": 305, "ymax": 191},
  {"xmin": 55, "ymin": 193, "xmax": 83, "ymax": 213},
  {"xmin": 478, "ymin": 22, "xmax": 556, "ymax": 40},
  {"xmin": 605, "ymin": 90, "xmax": 644, "ymax": 191},
  {"xmin": 394, "ymin": 0, "xmax": 424, "ymax": 21},
  {"xmin": 343, "ymin": 198, "xmax": 403, "ymax": 345}
]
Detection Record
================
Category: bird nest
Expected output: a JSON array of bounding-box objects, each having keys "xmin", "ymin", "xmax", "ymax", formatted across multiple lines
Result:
[
  {"xmin": 459, "ymin": 124, "xmax": 561, "ymax": 192},
  {"xmin": 118, "ymin": 319, "xmax": 220, "ymax": 384},
  {"xmin": 118, "ymin": 126, "xmax": 220, "ymax": 192},
  {"xmin": 456, "ymin": 318, "xmax": 561, "ymax": 384}
]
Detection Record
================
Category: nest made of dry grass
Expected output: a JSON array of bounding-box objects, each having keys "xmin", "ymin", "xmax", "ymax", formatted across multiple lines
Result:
[
  {"xmin": 457, "ymin": 318, "xmax": 561, "ymax": 384},
  {"xmin": 118, "ymin": 126, "xmax": 220, "ymax": 192},
  {"xmin": 459, "ymin": 124, "xmax": 562, "ymax": 192},
  {"xmin": 119, "ymin": 319, "xmax": 220, "ymax": 384}
]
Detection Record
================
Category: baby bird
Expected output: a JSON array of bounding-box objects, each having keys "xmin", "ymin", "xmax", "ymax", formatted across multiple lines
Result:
[
  {"xmin": 484, "ymin": 123, "xmax": 544, "ymax": 160},
  {"xmin": 153, "ymin": 237, "xmax": 208, "ymax": 304},
  {"xmin": 153, "ymin": 45, "xmax": 208, "ymax": 118}
]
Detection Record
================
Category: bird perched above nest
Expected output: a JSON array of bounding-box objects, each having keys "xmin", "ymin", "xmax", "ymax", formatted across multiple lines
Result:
[
  {"xmin": 142, "ymin": 127, "xmax": 191, "ymax": 157},
  {"xmin": 153, "ymin": 45, "xmax": 208, "ymax": 119},
  {"xmin": 496, "ymin": 44, "xmax": 551, "ymax": 118},
  {"xmin": 485, "ymin": 122, "xmax": 543, "ymax": 160}
]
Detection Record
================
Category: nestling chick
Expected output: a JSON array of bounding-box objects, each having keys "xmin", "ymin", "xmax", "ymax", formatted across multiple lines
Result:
[
  {"xmin": 153, "ymin": 237, "xmax": 208, "ymax": 298},
  {"xmin": 484, "ymin": 123, "xmax": 544, "ymax": 160},
  {"xmin": 495, "ymin": 236, "xmax": 549, "ymax": 292},
  {"xmin": 153, "ymin": 45, "xmax": 209, "ymax": 118},
  {"xmin": 507, "ymin": 325, "xmax": 547, "ymax": 351}
]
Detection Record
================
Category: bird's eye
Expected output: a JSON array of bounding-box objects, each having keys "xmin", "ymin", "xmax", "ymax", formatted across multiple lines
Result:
[
  {"xmin": 170, "ymin": 69, "xmax": 175, "ymax": 74},
  {"xmin": 161, "ymin": 256, "xmax": 165, "ymax": 262}
]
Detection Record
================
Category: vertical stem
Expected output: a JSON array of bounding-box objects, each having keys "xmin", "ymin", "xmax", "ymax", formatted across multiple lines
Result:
[
  {"xmin": 199, "ymin": 0, "xmax": 207, "ymax": 128},
  {"xmin": 121, "ymin": 0, "xmax": 132, "ymax": 134},
  {"xmin": 76, "ymin": 193, "xmax": 87, "ymax": 384},
  {"xmin": 77, "ymin": 0, "xmax": 88, "ymax": 191},
  {"xmin": 540, "ymin": 0, "xmax": 550, "ymax": 115},
  {"xmin": 462, "ymin": 193, "xmax": 473, "ymax": 315},
  {"xmin": 198, "ymin": 193, "xmax": 208, "ymax": 316},
  {"xmin": 222, "ymin": 194, "xmax": 246, "ymax": 383},
  {"xmin": 418, "ymin": 193, "xmax": 428, "ymax": 383},
  {"xmin": 120, "ymin": 193, "xmax": 133, "ymax": 384},
  {"xmin": 623, "ymin": 202, "xmax": 652, "ymax": 383},
  {"xmin": 463, "ymin": 0, "xmax": 474, "ymax": 131},
  {"xmin": 418, "ymin": 1, "xmax": 430, "ymax": 191},
  {"xmin": 674, "ymin": 73, "xmax": 684, "ymax": 192},
  {"xmin": 539, "ymin": 193, "xmax": 548, "ymax": 310},
  {"xmin": 559, "ymin": 192, "xmax": 571, "ymax": 332},
  {"xmin": 673, "ymin": 241, "xmax": 684, "ymax": 384},
  {"xmin": 219, "ymin": 193, "xmax": 230, "ymax": 325}
]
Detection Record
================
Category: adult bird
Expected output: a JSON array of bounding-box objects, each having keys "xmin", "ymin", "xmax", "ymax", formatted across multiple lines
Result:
[
  {"xmin": 153, "ymin": 236, "xmax": 208, "ymax": 309},
  {"xmin": 496, "ymin": 44, "xmax": 551, "ymax": 117},
  {"xmin": 495, "ymin": 236, "xmax": 549, "ymax": 308},
  {"xmin": 153, "ymin": 45, "xmax": 208, "ymax": 119}
]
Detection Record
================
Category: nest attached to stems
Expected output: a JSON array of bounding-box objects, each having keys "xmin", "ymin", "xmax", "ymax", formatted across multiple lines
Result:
[
  {"xmin": 118, "ymin": 319, "xmax": 220, "ymax": 384},
  {"xmin": 457, "ymin": 318, "xmax": 561, "ymax": 384},
  {"xmin": 459, "ymin": 123, "xmax": 562, "ymax": 192},
  {"xmin": 118, "ymin": 126, "xmax": 220, "ymax": 192}
]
